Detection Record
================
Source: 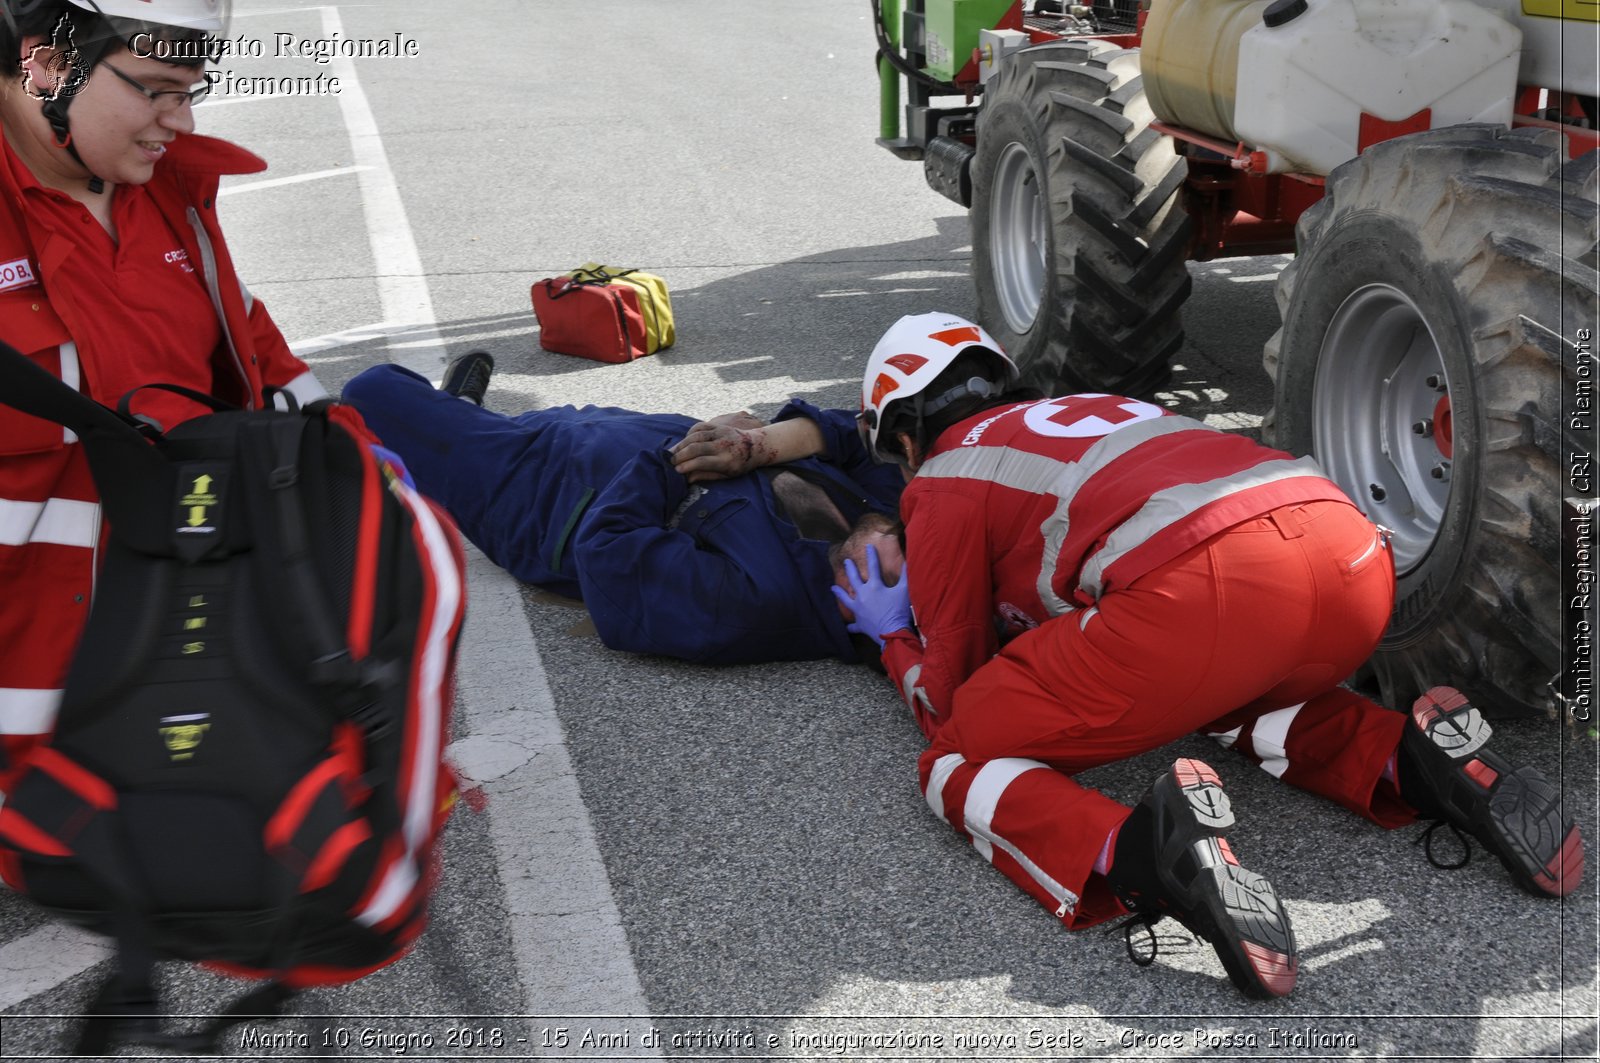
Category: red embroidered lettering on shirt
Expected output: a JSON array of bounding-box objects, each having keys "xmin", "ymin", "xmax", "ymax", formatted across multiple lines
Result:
[{"xmin": 0, "ymin": 257, "xmax": 38, "ymax": 292}]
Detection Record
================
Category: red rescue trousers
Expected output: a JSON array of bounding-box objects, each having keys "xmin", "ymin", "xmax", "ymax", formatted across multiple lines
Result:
[{"xmin": 917, "ymin": 500, "xmax": 1411, "ymax": 930}]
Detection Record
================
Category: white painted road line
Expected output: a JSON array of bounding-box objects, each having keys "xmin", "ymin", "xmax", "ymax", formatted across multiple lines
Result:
[
  {"xmin": 0, "ymin": 924, "xmax": 109, "ymax": 1011},
  {"xmin": 290, "ymin": 320, "xmax": 408, "ymax": 358},
  {"xmin": 302, "ymin": 2, "xmax": 655, "ymax": 1023},
  {"xmin": 446, "ymin": 549, "xmax": 663, "ymax": 1040},
  {"xmin": 319, "ymin": 4, "xmax": 447, "ymax": 375},
  {"xmin": 220, "ymin": 165, "xmax": 372, "ymax": 196}
]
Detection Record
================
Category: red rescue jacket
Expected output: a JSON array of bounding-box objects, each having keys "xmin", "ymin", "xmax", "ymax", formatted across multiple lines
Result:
[
  {"xmin": 883, "ymin": 394, "xmax": 1351, "ymax": 739},
  {"xmin": 0, "ymin": 132, "xmax": 324, "ymax": 792}
]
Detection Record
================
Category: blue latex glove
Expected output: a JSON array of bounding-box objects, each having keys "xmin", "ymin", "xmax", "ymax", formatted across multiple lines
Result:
[{"xmin": 830, "ymin": 544, "xmax": 911, "ymax": 648}]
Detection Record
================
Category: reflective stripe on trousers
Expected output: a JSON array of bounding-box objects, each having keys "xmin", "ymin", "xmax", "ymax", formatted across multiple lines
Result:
[{"xmin": 924, "ymin": 752, "xmax": 1083, "ymax": 918}]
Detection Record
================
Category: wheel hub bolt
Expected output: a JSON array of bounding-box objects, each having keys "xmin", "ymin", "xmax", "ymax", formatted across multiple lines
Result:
[
  {"xmin": 1412, "ymin": 419, "xmax": 1434, "ymax": 437},
  {"xmin": 1425, "ymin": 374, "xmax": 1447, "ymax": 391},
  {"xmin": 1430, "ymin": 462, "xmax": 1451, "ymax": 481}
]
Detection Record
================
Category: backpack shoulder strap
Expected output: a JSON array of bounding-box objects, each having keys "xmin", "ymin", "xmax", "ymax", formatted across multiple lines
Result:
[
  {"xmin": 249, "ymin": 415, "xmax": 345, "ymax": 661},
  {"xmin": 0, "ymin": 340, "xmax": 149, "ymax": 444},
  {"xmin": 0, "ymin": 340, "xmax": 180, "ymax": 548},
  {"xmin": 246, "ymin": 414, "xmax": 402, "ymax": 731}
]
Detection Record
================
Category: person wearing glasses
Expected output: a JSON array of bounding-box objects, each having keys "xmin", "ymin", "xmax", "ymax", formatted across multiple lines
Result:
[{"xmin": 0, "ymin": 0, "xmax": 325, "ymax": 793}]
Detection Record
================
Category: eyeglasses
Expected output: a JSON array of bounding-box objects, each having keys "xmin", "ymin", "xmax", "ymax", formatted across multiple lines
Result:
[{"xmin": 100, "ymin": 62, "xmax": 212, "ymax": 112}]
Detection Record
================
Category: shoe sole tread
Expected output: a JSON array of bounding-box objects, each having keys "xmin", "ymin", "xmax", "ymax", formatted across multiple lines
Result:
[
  {"xmin": 1153, "ymin": 759, "xmax": 1297, "ymax": 997},
  {"xmin": 1484, "ymin": 770, "xmax": 1584, "ymax": 896},
  {"xmin": 1408, "ymin": 688, "xmax": 1583, "ymax": 897}
]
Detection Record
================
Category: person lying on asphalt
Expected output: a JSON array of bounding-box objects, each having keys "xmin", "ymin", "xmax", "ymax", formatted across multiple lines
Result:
[{"xmin": 341, "ymin": 355, "xmax": 903, "ymax": 666}]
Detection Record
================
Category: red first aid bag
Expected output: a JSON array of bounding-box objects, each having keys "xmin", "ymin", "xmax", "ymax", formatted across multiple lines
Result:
[{"xmin": 530, "ymin": 274, "xmax": 648, "ymax": 363}]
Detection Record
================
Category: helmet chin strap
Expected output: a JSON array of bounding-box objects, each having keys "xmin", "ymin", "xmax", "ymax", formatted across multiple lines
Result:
[
  {"xmin": 904, "ymin": 375, "xmax": 997, "ymax": 460},
  {"xmin": 39, "ymin": 93, "xmax": 104, "ymax": 194},
  {"xmin": 34, "ymin": 22, "xmax": 125, "ymax": 196},
  {"xmin": 921, "ymin": 375, "xmax": 997, "ymax": 418}
]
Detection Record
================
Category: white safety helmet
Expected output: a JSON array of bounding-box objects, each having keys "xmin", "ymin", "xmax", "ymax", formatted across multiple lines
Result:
[
  {"xmin": 858, "ymin": 312, "xmax": 1019, "ymax": 462},
  {"xmin": 67, "ymin": 0, "xmax": 221, "ymax": 30},
  {"xmin": 2, "ymin": 0, "xmax": 225, "ymax": 36}
]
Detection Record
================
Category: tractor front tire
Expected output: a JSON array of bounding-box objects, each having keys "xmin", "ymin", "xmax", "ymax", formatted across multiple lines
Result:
[
  {"xmin": 1266, "ymin": 125, "xmax": 1599, "ymax": 718},
  {"xmin": 971, "ymin": 41, "xmax": 1191, "ymax": 397}
]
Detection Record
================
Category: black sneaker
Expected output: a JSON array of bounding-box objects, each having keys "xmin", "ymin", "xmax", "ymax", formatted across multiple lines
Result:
[
  {"xmin": 441, "ymin": 350, "xmax": 495, "ymax": 405},
  {"xmin": 1106, "ymin": 758, "xmax": 1298, "ymax": 998},
  {"xmin": 1401, "ymin": 686, "xmax": 1583, "ymax": 898}
]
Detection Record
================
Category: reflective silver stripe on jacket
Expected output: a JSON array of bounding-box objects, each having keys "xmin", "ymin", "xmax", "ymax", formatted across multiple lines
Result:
[
  {"xmin": 58, "ymin": 341, "xmax": 80, "ymax": 444},
  {"xmin": 1077, "ymin": 455, "xmax": 1329, "ymax": 600},
  {"xmin": 0, "ymin": 687, "xmax": 63, "ymax": 735},
  {"xmin": 900, "ymin": 663, "xmax": 936, "ymax": 721},
  {"xmin": 920, "ymin": 416, "xmax": 1331, "ymax": 611},
  {"xmin": 187, "ymin": 206, "xmax": 252, "ymax": 408},
  {"xmin": 917, "ymin": 444, "xmax": 1079, "ymax": 615},
  {"xmin": 277, "ymin": 369, "xmax": 330, "ymax": 409},
  {"xmin": 917, "ymin": 444, "xmax": 1071, "ymax": 497},
  {"xmin": 1032, "ymin": 416, "xmax": 1212, "ymax": 612},
  {"xmin": 916, "ymin": 415, "xmax": 1207, "ymax": 615},
  {"xmin": 0, "ymin": 496, "xmax": 99, "ymax": 548}
]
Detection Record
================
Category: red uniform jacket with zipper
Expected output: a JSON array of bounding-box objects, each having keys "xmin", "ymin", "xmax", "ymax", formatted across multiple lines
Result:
[{"xmin": 0, "ymin": 132, "xmax": 325, "ymax": 794}]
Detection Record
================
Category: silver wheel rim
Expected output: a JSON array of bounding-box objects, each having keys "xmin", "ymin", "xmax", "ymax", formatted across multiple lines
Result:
[
  {"xmin": 990, "ymin": 141, "xmax": 1048, "ymax": 334},
  {"xmin": 1313, "ymin": 284, "xmax": 1454, "ymax": 575}
]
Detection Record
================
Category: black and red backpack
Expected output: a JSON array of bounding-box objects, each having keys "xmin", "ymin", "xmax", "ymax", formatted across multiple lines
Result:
[{"xmin": 0, "ymin": 342, "xmax": 467, "ymax": 1053}]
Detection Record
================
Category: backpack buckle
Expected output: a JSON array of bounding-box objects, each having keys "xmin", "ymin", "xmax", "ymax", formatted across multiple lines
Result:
[
  {"xmin": 347, "ymin": 698, "xmax": 392, "ymax": 739},
  {"xmin": 314, "ymin": 653, "xmax": 402, "ymax": 737},
  {"xmin": 350, "ymin": 659, "xmax": 403, "ymax": 738},
  {"xmin": 309, "ymin": 649, "xmax": 358, "ymax": 687}
]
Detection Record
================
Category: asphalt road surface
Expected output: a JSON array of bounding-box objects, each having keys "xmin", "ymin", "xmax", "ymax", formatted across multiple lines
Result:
[{"xmin": 1, "ymin": 1, "xmax": 1596, "ymax": 1060}]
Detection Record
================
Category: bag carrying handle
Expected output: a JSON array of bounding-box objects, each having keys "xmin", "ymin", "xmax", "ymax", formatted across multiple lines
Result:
[
  {"xmin": 544, "ymin": 275, "xmax": 607, "ymax": 300},
  {"xmin": 571, "ymin": 264, "xmax": 638, "ymax": 283},
  {"xmin": 115, "ymin": 381, "xmax": 236, "ymax": 422},
  {"xmin": 543, "ymin": 265, "xmax": 641, "ymax": 300}
]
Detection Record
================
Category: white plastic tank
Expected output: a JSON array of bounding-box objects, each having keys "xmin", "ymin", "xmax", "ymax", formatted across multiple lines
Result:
[
  {"xmin": 1232, "ymin": 0, "xmax": 1523, "ymax": 175},
  {"xmin": 1141, "ymin": 0, "xmax": 1270, "ymax": 144}
]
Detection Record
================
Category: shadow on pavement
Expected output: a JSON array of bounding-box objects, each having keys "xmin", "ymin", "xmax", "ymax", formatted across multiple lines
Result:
[{"xmin": 311, "ymin": 222, "xmax": 1595, "ymax": 1055}]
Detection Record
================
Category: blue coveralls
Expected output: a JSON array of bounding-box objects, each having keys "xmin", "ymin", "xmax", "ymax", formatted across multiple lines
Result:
[{"xmin": 342, "ymin": 365, "xmax": 903, "ymax": 665}]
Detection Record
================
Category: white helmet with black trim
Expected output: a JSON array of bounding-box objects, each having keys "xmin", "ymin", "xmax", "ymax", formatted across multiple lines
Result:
[
  {"xmin": 62, "ymin": 0, "xmax": 221, "ymax": 30},
  {"xmin": 858, "ymin": 311, "xmax": 1019, "ymax": 463},
  {"xmin": 1, "ymin": 0, "xmax": 226, "ymax": 41}
]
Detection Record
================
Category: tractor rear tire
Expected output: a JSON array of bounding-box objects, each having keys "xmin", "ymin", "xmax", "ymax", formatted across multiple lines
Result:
[
  {"xmin": 971, "ymin": 41, "xmax": 1191, "ymax": 397},
  {"xmin": 1265, "ymin": 125, "xmax": 1600, "ymax": 719}
]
